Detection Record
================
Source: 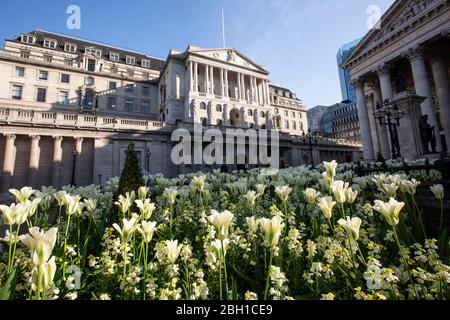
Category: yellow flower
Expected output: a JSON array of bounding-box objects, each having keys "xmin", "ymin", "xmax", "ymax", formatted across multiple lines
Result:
[{"xmin": 373, "ymin": 198, "xmax": 405, "ymax": 226}]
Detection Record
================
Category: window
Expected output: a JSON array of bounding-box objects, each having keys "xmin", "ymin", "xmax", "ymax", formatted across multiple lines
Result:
[
  {"xmin": 293, "ymin": 122, "xmax": 297, "ymax": 130},
  {"xmin": 64, "ymin": 43, "xmax": 77, "ymax": 53},
  {"xmin": 216, "ymin": 104, "xmax": 222, "ymax": 112},
  {"xmin": 12, "ymin": 85, "xmax": 23, "ymax": 100},
  {"xmin": 110, "ymin": 53, "xmax": 120, "ymax": 62},
  {"xmin": 292, "ymin": 112, "xmax": 295, "ymax": 118},
  {"xmin": 274, "ymin": 108, "xmax": 279, "ymax": 114},
  {"xmin": 141, "ymin": 59, "xmax": 150, "ymax": 68},
  {"xmin": 142, "ymin": 86, "xmax": 150, "ymax": 96},
  {"xmin": 110, "ymin": 66, "xmax": 118, "ymax": 75},
  {"xmin": 58, "ymin": 91, "xmax": 69, "ymax": 105},
  {"xmin": 200, "ymin": 102, "xmax": 207, "ymax": 110},
  {"xmin": 38, "ymin": 70, "xmax": 48, "ymax": 80},
  {"xmin": 87, "ymin": 59, "xmax": 96, "ymax": 72},
  {"xmin": 21, "ymin": 35, "xmax": 35, "ymax": 44},
  {"xmin": 43, "ymin": 39, "xmax": 57, "ymax": 49},
  {"xmin": 248, "ymin": 109, "xmax": 253, "ymax": 117},
  {"xmin": 85, "ymin": 77, "xmax": 95, "ymax": 86},
  {"xmin": 126, "ymin": 56, "xmax": 136, "ymax": 65},
  {"xmin": 299, "ymin": 112, "xmax": 303, "ymax": 119},
  {"xmin": 107, "ymin": 97, "xmax": 116, "ymax": 109},
  {"xmin": 20, "ymin": 50, "xmax": 30, "ymax": 59},
  {"xmin": 15, "ymin": 67, "xmax": 25, "ymax": 77},
  {"xmin": 125, "ymin": 99, "xmax": 134, "ymax": 112},
  {"xmin": 126, "ymin": 84, "xmax": 134, "ymax": 93},
  {"xmin": 44, "ymin": 55, "xmax": 52, "ymax": 63},
  {"xmin": 141, "ymin": 101, "xmax": 150, "ymax": 113},
  {"xmin": 285, "ymin": 121, "xmax": 289, "ymax": 129},
  {"xmin": 127, "ymin": 69, "xmax": 134, "ymax": 77},
  {"xmin": 109, "ymin": 81, "xmax": 117, "ymax": 91},
  {"xmin": 85, "ymin": 48, "xmax": 102, "ymax": 57},
  {"xmin": 61, "ymin": 74, "xmax": 70, "ymax": 84},
  {"xmin": 36, "ymin": 88, "xmax": 47, "ymax": 102},
  {"xmin": 284, "ymin": 110, "xmax": 288, "ymax": 116},
  {"xmin": 64, "ymin": 59, "xmax": 73, "ymax": 67},
  {"xmin": 260, "ymin": 111, "xmax": 266, "ymax": 118},
  {"xmin": 201, "ymin": 118, "xmax": 207, "ymax": 126}
]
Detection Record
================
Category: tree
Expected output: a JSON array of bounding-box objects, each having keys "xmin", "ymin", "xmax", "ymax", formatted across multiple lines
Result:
[{"xmin": 117, "ymin": 142, "xmax": 145, "ymax": 197}]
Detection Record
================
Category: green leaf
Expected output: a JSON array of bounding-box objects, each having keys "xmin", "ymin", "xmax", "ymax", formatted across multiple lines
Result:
[{"xmin": 0, "ymin": 269, "xmax": 17, "ymax": 300}]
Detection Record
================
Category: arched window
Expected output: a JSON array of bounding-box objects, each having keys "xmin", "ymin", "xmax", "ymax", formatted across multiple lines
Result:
[
  {"xmin": 200, "ymin": 102, "xmax": 207, "ymax": 110},
  {"xmin": 275, "ymin": 108, "xmax": 279, "ymax": 114},
  {"xmin": 216, "ymin": 104, "xmax": 222, "ymax": 112},
  {"xmin": 248, "ymin": 109, "xmax": 253, "ymax": 117},
  {"xmin": 86, "ymin": 76, "xmax": 95, "ymax": 86},
  {"xmin": 260, "ymin": 111, "xmax": 266, "ymax": 118}
]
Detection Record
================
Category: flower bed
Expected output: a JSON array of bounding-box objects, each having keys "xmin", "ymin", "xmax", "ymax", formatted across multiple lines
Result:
[{"xmin": 0, "ymin": 160, "xmax": 448, "ymax": 300}]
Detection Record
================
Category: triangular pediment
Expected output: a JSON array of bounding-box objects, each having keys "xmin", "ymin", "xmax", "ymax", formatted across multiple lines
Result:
[
  {"xmin": 345, "ymin": 0, "xmax": 442, "ymax": 64},
  {"xmin": 188, "ymin": 47, "xmax": 269, "ymax": 74}
]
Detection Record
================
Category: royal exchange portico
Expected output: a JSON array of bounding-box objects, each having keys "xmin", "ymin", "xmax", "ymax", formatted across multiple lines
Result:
[{"xmin": 343, "ymin": 0, "xmax": 450, "ymax": 161}]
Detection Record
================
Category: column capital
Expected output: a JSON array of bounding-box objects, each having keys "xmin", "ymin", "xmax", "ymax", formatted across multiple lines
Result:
[
  {"xmin": 75, "ymin": 137, "xmax": 84, "ymax": 143},
  {"xmin": 404, "ymin": 46, "xmax": 425, "ymax": 62},
  {"xmin": 53, "ymin": 136, "xmax": 64, "ymax": 142},
  {"xmin": 29, "ymin": 134, "xmax": 41, "ymax": 141},
  {"xmin": 375, "ymin": 63, "xmax": 393, "ymax": 76},
  {"xmin": 351, "ymin": 77, "xmax": 365, "ymax": 88},
  {"xmin": 4, "ymin": 133, "xmax": 17, "ymax": 140}
]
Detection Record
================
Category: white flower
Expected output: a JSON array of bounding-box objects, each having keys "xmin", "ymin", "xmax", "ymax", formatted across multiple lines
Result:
[
  {"xmin": 62, "ymin": 194, "xmax": 83, "ymax": 216},
  {"xmin": 138, "ymin": 221, "xmax": 157, "ymax": 243},
  {"xmin": 0, "ymin": 203, "xmax": 28, "ymax": 225},
  {"xmin": 259, "ymin": 216, "xmax": 285, "ymax": 248},
  {"xmin": 207, "ymin": 210, "xmax": 234, "ymax": 241},
  {"xmin": 138, "ymin": 186, "xmax": 150, "ymax": 200},
  {"xmin": 191, "ymin": 176, "xmax": 206, "ymax": 192},
  {"xmin": 338, "ymin": 216, "xmax": 362, "ymax": 241},
  {"xmin": 399, "ymin": 179, "xmax": 420, "ymax": 195},
  {"xmin": 83, "ymin": 198, "xmax": 98, "ymax": 215},
  {"xmin": 330, "ymin": 180, "xmax": 349, "ymax": 204},
  {"xmin": 115, "ymin": 192, "xmax": 134, "ymax": 215},
  {"xmin": 165, "ymin": 240, "xmax": 182, "ymax": 264},
  {"xmin": 99, "ymin": 293, "xmax": 111, "ymax": 300},
  {"xmin": 323, "ymin": 161, "xmax": 338, "ymax": 180},
  {"xmin": 430, "ymin": 184, "xmax": 444, "ymax": 200},
  {"xmin": 246, "ymin": 216, "xmax": 259, "ymax": 234},
  {"xmin": 275, "ymin": 186, "xmax": 292, "ymax": 203},
  {"xmin": 21, "ymin": 227, "xmax": 58, "ymax": 266},
  {"xmin": 0, "ymin": 230, "xmax": 26, "ymax": 244},
  {"xmin": 211, "ymin": 238, "xmax": 230, "ymax": 258},
  {"xmin": 135, "ymin": 199, "xmax": 156, "ymax": 220},
  {"xmin": 54, "ymin": 190, "xmax": 68, "ymax": 207},
  {"xmin": 164, "ymin": 188, "xmax": 178, "ymax": 205},
  {"xmin": 317, "ymin": 197, "xmax": 336, "ymax": 220},
  {"xmin": 303, "ymin": 188, "xmax": 320, "ymax": 204},
  {"xmin": 245, "ymin": 291, "xmax": 258, "ymax": 300},
  {"xmin": 255, "ymin": 184, "xmax": 266, "ymax": 196},
  {"xmin": 9, "ymin": 187, "xmax": 35, "ymax": 204},
  {"xmin": 346, "ymin": 188, "xmax": 359, "ymax": 204},
  {"xmin": 321, "ymin": 293, "xmax": 335, "ymax": 300},
  {"xmin": 244, "ymin": 191, "xmax": 258, "ymax": 207},
  {"xmin": 113, "ymin": 216, "xmax": 140, "ymax": 243},
  {"xmin": 373, "ymin": 198, "xmax": 405, "ymax": 227},
  {"xmin": 31, "ymin": 256, "xmax": 57, "ymax": 290}
]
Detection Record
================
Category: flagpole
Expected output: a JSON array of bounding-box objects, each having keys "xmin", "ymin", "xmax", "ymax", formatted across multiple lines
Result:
[{"xmin": 221, "ymin": 8, "xmax": 226, "ymax": 48}]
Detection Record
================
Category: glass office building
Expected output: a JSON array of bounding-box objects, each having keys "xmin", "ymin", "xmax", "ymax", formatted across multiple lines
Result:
[{"xmin": 336, "ymin": 38, "xmax": 362, "ymax": 103}]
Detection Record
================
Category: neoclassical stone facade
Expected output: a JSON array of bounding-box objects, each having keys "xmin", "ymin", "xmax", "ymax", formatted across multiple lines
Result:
[
  {"xmin": 0, "ymin": 30, "xmax": 362, "ymax": 195},
  {"xmin": 342, "ymin": 0, "xmax": 450, "ymax": 161}
]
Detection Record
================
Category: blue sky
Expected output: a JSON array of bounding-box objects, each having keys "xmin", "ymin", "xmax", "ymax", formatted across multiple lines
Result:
[{"xmin": 0, "ymin": 0, "xmax": 395, "ymax": 108}]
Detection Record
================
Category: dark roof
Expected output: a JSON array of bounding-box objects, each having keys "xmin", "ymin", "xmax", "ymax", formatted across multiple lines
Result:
[{"xmin": 10, "ymin": 30, "xmax": 166, "ymax": 71}]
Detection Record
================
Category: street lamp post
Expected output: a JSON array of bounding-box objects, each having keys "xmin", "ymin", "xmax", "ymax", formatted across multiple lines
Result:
[
  {"xmin": 71, "ymin": 145, "xmax": 79, "ymax": 186},
  {"xmin": 300, "ymin": 129, "xmax": 320, "ymax": 169},
  {"xmin": 374, "ymin": 98, "xmax": 404, "ymax": 159},
  {"xmin": 146, "ymin": 148, "xmax": 151, "ymax": 172}
]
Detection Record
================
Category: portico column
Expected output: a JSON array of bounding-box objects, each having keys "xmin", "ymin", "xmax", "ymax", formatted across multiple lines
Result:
[
  {"xmin": 210, "ymin": 66, "xmax": 214, "ymax": 94},
  {"xmin": 28, "ymin": 135, "xmax": 41, "ymax": 187},
  {"xmin": 376, "ymin": 65, "xmax": 395, "ymax": 158},
  {"xmin": 407, "ymin": 46, "xmax": 443, "ymax": 151},
  {"xmin": 188, "ymin": 61, "xmax": 193, "ymax": 92},
  {"xmin": 224, "ymin": 70, "xmax": 229, "ymax": 97},
  {"xmin": 353, "ymin": 79, "xmax": 375, "ymax": 160},
  {"xmin": 265, "ymin": 81, "xmax": 271, "ymax": 105},
  {"xmin": 204, "ymin": 65, "xmax": 209, "ymax": 94},
  {"xmin": 1, "ymin": 134, "xmax": 17, "ymax": 193},
  {"xmin": 250, "ymin": 77, "xmax": 255, "ymax": 103},
  {"xmin": 237, "ymin": 73, "xmax": 242, "ymax": 100},
  {"xmin": 220, "ymin": 69, "xmax": 225, "ymax": 97},
  {"xmin": 194, "ymin": 62, "xmax": 198, "ymax": 92},
  {"xmin": 241, "ymin": 74, "xmax": 246, "ymax": 101},
  {"xmin": 262, "ymin": 81, "xmax": 267, "ymax": 105},
  {"xmin": 430, "ymin": 53, "xmax": 450, "ymax": 154},
  {"xmin": 52, "ymin": 136, "xmax": 63, "ymax": 189}
]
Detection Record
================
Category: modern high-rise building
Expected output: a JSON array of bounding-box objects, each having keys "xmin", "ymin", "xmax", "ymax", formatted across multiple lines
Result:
[{"xmin": 336, "ymin": 38, "xmax": 362, "ymax": 103}]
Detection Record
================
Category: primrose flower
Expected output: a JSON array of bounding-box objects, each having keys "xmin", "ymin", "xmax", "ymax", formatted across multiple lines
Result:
[
  {"xmin": 330, "ymin": 180, "xmax": 349, "ymax": 204},
  {"xmin": 135, "ymin": 199, "xmax": 156, "ymax": 220},
  {"xmin": 338, "ymin": 216, "xmax": 362, "ymax": 241},
  {"xmin": 113, "ymin": 216, "xmax": 140, "ymax": 243},
  {"xmin": 430, "ymin": 184, "xmax": 444, "ymax": 200},
  {"xmin": 138, "ymin": 221, "xmax": 157, "ymax": 243},
  {"xmin": 9, "ymin": 187, "xmax": 35, "ymax": 204},
  {"xmin": 317, "ymin": 197, "xmax": 336, "ymax": 219},
  {"xmin": 275, "ymin": 185, "xmax": 292, "ymax": 203},
  {"xmin": 321, "ymin": 293, "xmax": 336, "ymax": 300},
  {"xmin": 138, "ymin": 186, "xmax": 150, "ymax": 200},
  {"xmin": 303, "ymin": 188, "xmax": 320, "ymax": 204},
  {"xmin": 164, "ymin": 188, "xmax": 178, "ymax": 205},
  {"xmin": 373, "ymin": 198, "xmax": 405, "ymax": 227},
  {"xmin": 244, "ymin": 191, "xmax": 258, "ymax": 207},
  {"xmin": 207, "ymin": 210, "xmax": 234, "ymax": 241},
  {"xmin": 259, "ymin": 216, "xmax": 285, "ymax": 248},
  {"xmin": 21, "ymin": 227, "xmax": 58, "ymax": 266}
]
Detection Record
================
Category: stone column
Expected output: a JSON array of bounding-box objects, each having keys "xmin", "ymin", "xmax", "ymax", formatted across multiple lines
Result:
[
  {"xmin": 430, "ymin": 53, "xmax": 450, "ymax": 154},
  {"xmin": 241, "ymin": 74, "xmax": 246, "ymax": 101},
  {"xmin": 52, "ymin": 136, "xmax": 63, "ymax": 189},
  {"xmin": 28, "ymin": 135, "xmax": 41, "ymax": 187},
  {"xmin": 204, "ymin": 65, "xmax": 209, "ymax": 94},
  {"xmin": 262, "ymin": 81, "xmax": 267, "ymax": 105},
  {"xmin": 210, "ymin": 66, "xmax": 214, "ymax": 94},
  {"xmin": 194, "ymin": 62, "xmax": 198, "ymax": 92},
  {"xmin": 250, "ymin": 77, "xmax": 255, "ymax": 103},
  {"xmin": 376, "ymin": 66, "xmax": 395, "ymax": 158},
  {"xmin": 220, "ymin": 69, "xmax": 225, "ymax": 97},
  {"xmin": 407, "ymin": 46, "xmax": 443, "ymax": 151},
  {"xmin": 265, "ymin": 81, "xmax": 271, "ymax": 105},
  {"xmin": 353, "ymin": 79, "xmax": 375, "ymax": 160},
  {"xmin": 189, "ymin": 61, "xmax": 194, "ymax": 92},
  {"xmin": 237, "ymin": 73, "xmax": 242, "ymax": 100},
  {"xmin": 1, "ymin": 134, "xmax": 17, "ymax": 193},
  {"xmin": 225, "ymin": 70, "xmax": 229, "ymax": 98}
]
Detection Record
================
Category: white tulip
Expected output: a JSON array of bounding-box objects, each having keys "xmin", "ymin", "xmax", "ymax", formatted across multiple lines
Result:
[
  {"xmin": 259, "ymin": 216, "xmax": 285, "ymax": 248},
  {"xmin": 165, "ymin": 240, "xmax": 182, "ymax": 264},
  {"xmin": 207, "ymin": 210, "xmax": 234, "ymax": 241},
  {"xmin": 9, "ymin": 187, "xmax": 35, "ymax": 204},
  {"xmin": 331, "ymin": 180, "xmax": 349, "ymax": 204},
  {"xmin": 21, "ymin": 227, "xmax": 58, "ymax": 266},
  {"xmin": 138, "ymin": 186, "xmax": 150, "ymax": 200},
  {"xmin": 113, "ymin": 216, "xmax": 140, "ymax": 243},
  {"xmin": 430, "ymin": 184, "xmax": 444, "ymax": 200},
  {"xmin": 138, "ymin": 221, "xmax": 157, "ymax": 243},
  {"xmin": 115, "ymin": 192, "xmax": 134, "ymax": 215},
  {"xmin": 83, "ymin": 198, "xmax": 98, "ymax": 215},
  {"xmin": 0, "ymin": 230, "xmax": 26, "ymax": 244},
  {"xmin": 323, "ymin": 160, "xmax": 338, "ymax": 180},
  {"xmin": 303, "ymin": 188, "xmax": 320, "ymax": 204},
  {"xmin": 54, "ymin": 190, "xmax": 68, "ymax": 207},
  {"xmin": 0, "ymin": 203, "xmax": 28, "ymax": 226},
  {"xmin": 244, "ymin": 191, "xmax": 258, "ymax": 207},
  {"xmin": 135, "ymin": 199, "xmax": 156, "ymax": 220},
  {"xmin": 338, "ymin": 216, "xmax": 362, "ymax": 241},
  {"xmin": 317, "ymin": 197, "xmax": 336, "ymax": 220},
  {"xmin": 211, "ymin": 238, "xmax": 230, "ymax": 258},
  {"xmin": 373, "ymin": 198, "xmax": 405, "ymax": 227},
  {"xmin": 346, "ymin": 188, "xmax": 359, "ymax": 204},
  {"xmin": 164, "ymin": 188, "xmax": 178, "ymax": 205},
  {"xmin": 275, "ymin": 185, "xmax": 292, "ymax": 203},
  {"xmin": 399, "ymin": 179, "xmax": 420, "ymax": 195},
  {"xmin": 255, "ymin": 184, "xmax": 266, "ymax": 196},
  {"xmin": 191, "ymin": 176, "xmax": 207, "ymax": 192},
  {"xmin": 31, "ymin": 256, "xmax": 57, "ymax": 291}
]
